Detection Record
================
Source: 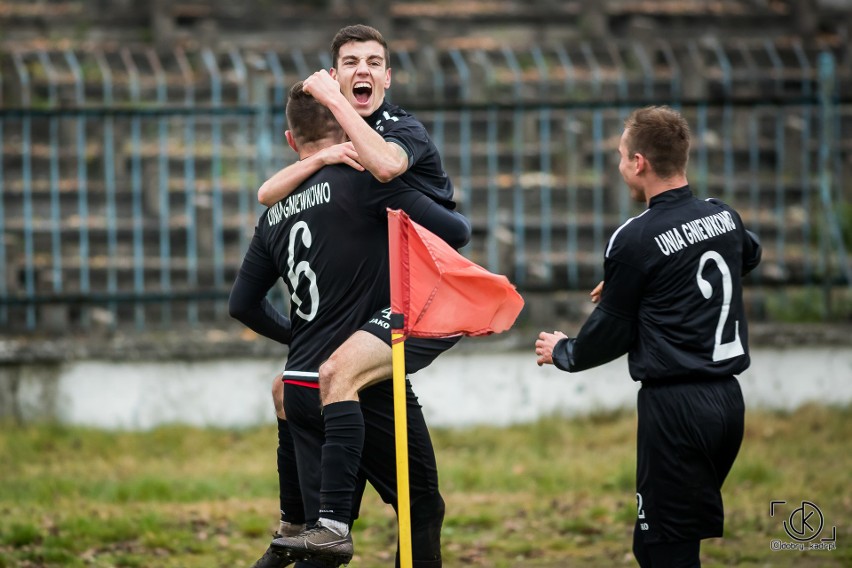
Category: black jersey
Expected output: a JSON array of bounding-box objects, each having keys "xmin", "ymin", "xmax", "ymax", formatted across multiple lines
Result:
[
  {"xmin": 232, "ymin": 164, "xmax": 470, "ymax": 382},
  {"xmin": 366, "ymin": 100, "xmax": 455, "ymax": 209},
  {"xmin": 554, "ymin": 186, "xmax": 761, "ymax": 383}
]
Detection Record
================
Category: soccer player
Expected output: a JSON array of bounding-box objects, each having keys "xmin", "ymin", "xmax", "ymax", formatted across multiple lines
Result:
[
  {"xmin": 257, "ymin": 23, "xmax": 454, "ymax": 209},
  {"xmin": 230, "ymin": 81, "xmax": 468, "ymax": 567},
  {"xmin": 254, "ymin": 23, "xmax": 460, "ymax": 565},
  {"xmin": 535, "ymin": 106, "xmax": 761, "ymax": 567}
]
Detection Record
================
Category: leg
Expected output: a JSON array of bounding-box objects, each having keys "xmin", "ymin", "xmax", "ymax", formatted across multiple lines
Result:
[
  {"xmin": 633, "ymin": 520, "xmax": 653, "ymax": 568},
  {"xmin": 644, "ymin": 540, "xmax": 701, "ymax": 568},
  {"xmin": 250, "ymin": 376, "xmax": 305, "ymax": 568},
  {"xmin": 318, "ymin": 330, "xmax": 393, "ymax": 404},
  {"xmin": 282, "ymin": 384, "xmax": 339, "ymax": 568},
  {"xmin": 313, "ymin": 330, "xmax": 458, "ymax": 526},
  {"xmin": 274, "ymin": 374, "xmax": 306, "ymax": 529},
  {"xmin": 359, "ymin": 379, "xmax": 445, "ymax": 567},
  {"xmin": 634, "ymin": 380, "xmax": 740, "ymax": 568},
  {"xmin": 278, "ymin": 310, "xmax": 459, "ymax": 565},
  {"xmin": 314, "ymin": 331, "xmax": 391, "ymax": 527},
  {"xmin": 634, "ymin": 522, "xmax": 701, "ymax": 568}
]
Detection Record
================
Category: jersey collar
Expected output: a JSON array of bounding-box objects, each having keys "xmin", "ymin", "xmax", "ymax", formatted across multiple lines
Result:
[
  {"xmin": 648, "ymin": 185, "xmax": 692, "ymax": 208},
  {"xmin": 365, "ymin": 99, "xmax": 392, "ymax": 125}
]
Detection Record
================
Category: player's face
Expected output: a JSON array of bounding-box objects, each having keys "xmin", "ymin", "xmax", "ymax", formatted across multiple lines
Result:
[
  {"xmin": 618, "ymin": 129, "xmax": 645, "ymax": 203},
  {"xmin": 332, "ymin": 40, "xmax": 391, "ymax": 117}
]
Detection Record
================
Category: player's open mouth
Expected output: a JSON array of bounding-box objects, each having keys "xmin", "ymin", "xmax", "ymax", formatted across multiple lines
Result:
[{"xmin": 353, "ymin": 82, "xmax": 372, "ymax": 104}]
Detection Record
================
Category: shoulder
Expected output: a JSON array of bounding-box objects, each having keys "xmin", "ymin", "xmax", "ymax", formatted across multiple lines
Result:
[
  {"xmin": 605, "ymin": 209, "xmax": 652, "ymax": 259},
  {"xmin": 700, "ymin": 196, "xmax": 746, "ymax": 226},
  {"xmin": 378, "ymin": 103, "xmax": 422, "ymax": 130},
  {"xmin": 382, "ymin": 101, "xmax": 412, "ymax": 119}
]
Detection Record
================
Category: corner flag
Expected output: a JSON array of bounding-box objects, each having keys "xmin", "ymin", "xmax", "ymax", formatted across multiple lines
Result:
[
  {"xmin": 388, "ymin": 209, "xmax": 524, "ymax": 338},
  {"xmin": 387, "ymin": 208, "xmax": 524, "ymax": 568}
]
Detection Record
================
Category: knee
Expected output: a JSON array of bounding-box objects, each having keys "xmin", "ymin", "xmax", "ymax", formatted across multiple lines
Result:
[{"xmin": 318, "ymin": 356, "xmax": 346, "ymax": 400}]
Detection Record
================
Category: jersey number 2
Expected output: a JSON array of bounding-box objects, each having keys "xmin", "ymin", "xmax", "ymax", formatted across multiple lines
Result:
[
  {"xmin": 696, "ymin": 250, "xmax": 744, "ymax": 362},
  {"xmin": 287, "ymin": 221, "xmax": 319, "ymax": 322}
]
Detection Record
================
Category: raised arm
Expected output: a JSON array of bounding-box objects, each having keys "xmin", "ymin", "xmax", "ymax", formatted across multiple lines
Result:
[
  {"xmin": 258, "ymin": 142, "xmax": 362, "ymax": 207},
  {"xmin": 303, "ymin": 70, "xmax": 407, "ymax": 183}
]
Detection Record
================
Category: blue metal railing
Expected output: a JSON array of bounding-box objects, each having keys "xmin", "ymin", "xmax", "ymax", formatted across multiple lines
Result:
[{"xmin": 0, "ymin": 41, "xmax": 849, "ymax": 332}]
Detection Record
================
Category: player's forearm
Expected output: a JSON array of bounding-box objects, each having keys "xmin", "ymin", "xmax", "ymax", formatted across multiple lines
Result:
[
  {"xmin": 554, "ymin": 307, "xmax": 634, "ymax": 372},
  {"xmin": 416, "ymin": 203, "xmax": 471, "ymax": 249},
  {"xmin": 327, "ymin": 97, "xmax": 407, "ymax": 182},
  {"xmin": 229, "ymin": 274, "xmax": 292, "ymax": 345},
  {"xmin": 257, "ymin": 158, "xmax": 324, "ymax": 207}
]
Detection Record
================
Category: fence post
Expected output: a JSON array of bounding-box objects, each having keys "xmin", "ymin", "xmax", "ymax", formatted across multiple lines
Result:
[
  {"xmin": 37, "ymin": 50, "xmax": 64, "ymax": 308},
  {"xmin": 175, "ymin": 47, "xmax": 199, "ymax": 325},
  {"xmin": 0, "ymin": 57, "xmax": 5, "ymax": 326},
  {"xmin": 94, "ymin": 49, "xmax": 119, "ymax": 326},
  {"xmin": 120, "ymin": 47, "xmax": 146, "ymax": 329},
  {"xmin": 65, "ymin": 50, "xmax": 92, "ymax": 328},
  {"xmin": 792, "ymin": 40, "xmax": 813, "ymax": 284},
  {"xmin": 580, "ymin": 42, "xmax": 605, "ymax": 283},
  {"xmin": 448, "ymin": 49, "xmax": 472, "ymax": 220},
  {"xmin": 144, "ymin": 49, "xmax": 172, "ymax": 326},
  {"xmin": 11, "ymin": 51, "xmax": 36, "ymax": 329},
  {"xmin": 817, "ymin": 51, "xmax": 851, "ymax": 306},
  {"xmin": 228, "ymin": 48, "xmax": 251, "ymax": 256},
  {"xmin": 554, "ymin": 45, "xmax": 579, "ymax": 289},
  {"xmin": 201, "ymin": 48, "xmax": 226, "ymax": 318},
  {"xmin": 531, "ymin": 46, "xmax": 552, "ymax": 284}
]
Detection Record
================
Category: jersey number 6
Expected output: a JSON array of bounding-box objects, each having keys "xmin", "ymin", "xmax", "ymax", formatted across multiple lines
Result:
[{"xmin": 287, "ymin": 221, "xmax": 320, "ymax": 322}]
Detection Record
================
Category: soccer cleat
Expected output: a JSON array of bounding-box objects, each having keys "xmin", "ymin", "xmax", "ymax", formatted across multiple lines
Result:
[
  {"xmin": 271, "ymin": 522, "xmax": 354, "ymax": 567},
  {"xmin": 250, "ymin": 538, "xmax": 292, "ymax": 568},
  {"xmin": 250, "ymin": 524, "xmax": 306, "ymax": 568}
]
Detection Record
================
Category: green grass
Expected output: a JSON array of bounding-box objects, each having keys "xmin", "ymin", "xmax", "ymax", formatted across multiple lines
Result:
[{"xmin": 1, "ymin": 405, "xmax": 850, "ymax": 567}]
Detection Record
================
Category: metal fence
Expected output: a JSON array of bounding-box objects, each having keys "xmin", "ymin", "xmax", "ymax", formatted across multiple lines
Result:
[{"xmin": 0, "ymin": 40, "xmax": 849, "ymax": 332}]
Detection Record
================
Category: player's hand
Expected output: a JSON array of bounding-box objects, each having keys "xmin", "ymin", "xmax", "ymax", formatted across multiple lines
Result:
[
  {"xmin": 535, "ymin": 330, "xmax": 568, "ymax": 367},
  {"xmin": 317, "ymin": 142, "xmax": 364, "ymax": 171},
  {"xmin": 590, "ymin": 280, "xmax": 604, "ymax": 304},
  {"xmin": 302, "ymin": 69, "xmax": 343, "ymax": 107}
]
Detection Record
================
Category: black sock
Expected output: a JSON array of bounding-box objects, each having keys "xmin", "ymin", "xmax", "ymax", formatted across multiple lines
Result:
[
  {"xmin": 318, "ymin": 401, "xmax": 365, "ymax": 524},
  {"xmin": 277, "ymin": 418, "xmax": 305, "ymax": 525}
]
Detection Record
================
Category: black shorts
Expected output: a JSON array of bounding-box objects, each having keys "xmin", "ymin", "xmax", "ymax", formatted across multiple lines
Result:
[
  {"xmin": 284, "ymin": 380, "xmax": 441, "ymax": 524},
  {"xmin": 360, "ymin": 306, "xmax": 461, "ymax": 374},
  {"xmin": 635, "ymin": 377, "xmax": 744, "ymax": 544}
]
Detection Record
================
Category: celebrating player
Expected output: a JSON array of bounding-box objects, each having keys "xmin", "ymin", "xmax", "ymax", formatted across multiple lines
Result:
[
  {"xmin": 231, "ymin": 81, "xmax": 468, "ymax": 567},
  {"xmin": 252, "ymin": 24, "xmax": 460, "ymax": 566},
  {"xmin": 535, "ymin": 106, "xmax": 761, "ymax": 567}
]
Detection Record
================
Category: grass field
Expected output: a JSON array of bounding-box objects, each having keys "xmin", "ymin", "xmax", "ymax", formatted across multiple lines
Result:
[{"xmin": 1, "ymin": 404, "xmax": 849, "ymax": 567}]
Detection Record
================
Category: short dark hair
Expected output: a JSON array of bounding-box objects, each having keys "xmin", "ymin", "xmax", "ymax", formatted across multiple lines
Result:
[
  {"xmin": 624, "ymin": 106, "xmax": 690, "ymax": 179},
  {"xmin": 285, "ymin": 81, "xmax": 344, "ymax": 146},
  {"xmin": 331, "ymin": 24, "xmax": 389, "ymax": 69}
]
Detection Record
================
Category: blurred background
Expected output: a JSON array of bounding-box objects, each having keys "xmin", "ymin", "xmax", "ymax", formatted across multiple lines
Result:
[{"xmin": 0, "ymin": 0, "xmax": 850, "ymax": 425}]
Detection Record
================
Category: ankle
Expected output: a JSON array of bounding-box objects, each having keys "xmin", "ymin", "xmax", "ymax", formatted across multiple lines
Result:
[
  {"xmin": 318, "ymin": 517, "xmax": 350, "ymax": 538},
  {"xmin": 278, "ymin": 520, "xmax": 305, "ymax": 537}
]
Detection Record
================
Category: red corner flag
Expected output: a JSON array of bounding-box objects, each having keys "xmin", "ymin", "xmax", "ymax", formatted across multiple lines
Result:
[{"xmin": 388, "ymin": 208, "xmax": 524, "ymax": 338}]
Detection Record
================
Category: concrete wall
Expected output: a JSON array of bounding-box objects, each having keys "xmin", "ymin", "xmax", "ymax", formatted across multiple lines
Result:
[{"xmin": 2, "ymin": 343, "xmax": 849, "ymax": 430}]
